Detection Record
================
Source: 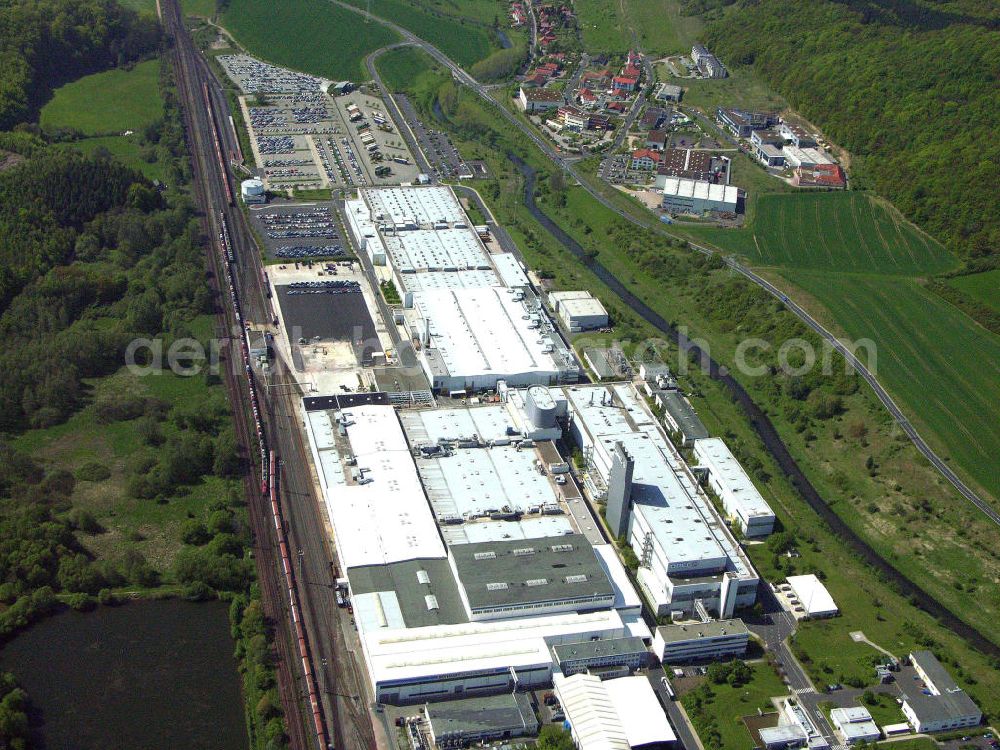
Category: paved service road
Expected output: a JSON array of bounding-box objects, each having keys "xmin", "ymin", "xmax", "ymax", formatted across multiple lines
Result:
[
  {"xmin": 646, "ymin": 667, "xmax": 703, "ymax": 750},
  {"xmin": 330, "ymin": 0, "xmax": 998, "ymax": 530}
]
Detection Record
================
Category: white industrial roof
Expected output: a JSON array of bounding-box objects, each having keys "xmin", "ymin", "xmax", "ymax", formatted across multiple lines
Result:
[
  {"xmin": 563, "ymin": 385, "xmax": 745, "ymax": 574},
  {"xmin": 400, "ymin": 406, "xmax": 561, "ymax": 522},
  {"xmin": 561, "ymin": 296, "xmax": 609, "ymax": 320},
  {"xmin": 660, "ymin": 176, "xmax": 738, "ymax": 205},
  {"xmin": 385, "ymin": 229, "xmax": 491, "ymax": 273},
  {"xmin": 593, "ymin": 544, "xmax": 643, "ymax": 612},
  {"xmin": 782, "ymin": 145, "xmax": 833, "ymax": 167},
  {"xmin": 362, "ymin": 186, "xmax": 467, "ymax": 225},
  {"xmin": 362, "ymin": 609, "xmax": 626, "ymax": 685},
  {"xmin": 415, "ymin": 287, "xmax": 561, "ymax": 380},
  {"xmin": 694, "ymin": 438, "xmax": 774, "ymax": 521},
  {"xmin": 786, "ymin": 574, "xmax": 838, "ymax": 616},
  {"xmin": 491, "ymin": 253, "xmax": 532, "ymax": 288},
  {"xmin": 397, "ymin": 269, "xmax": 498, "ymax": 293},
  {"xmin": 440, "ymin": 516, "xmax": 575, "ymax": 545},
  {"xmin": 554, "ymin": 673, "xmax": 675, "ymax": 750},
  {"xmin": 304, "ymin": 406, "xmax": 446, "ymax": 569}
]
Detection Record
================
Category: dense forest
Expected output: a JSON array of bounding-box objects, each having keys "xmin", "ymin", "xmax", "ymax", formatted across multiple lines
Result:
[
  {"xmin": 0, "ymin": 0, "xmax": 161, "ymax": 128},
  {"xmin": 701, "ymin": 0, "xmax": 1000, "ymax": 260}
]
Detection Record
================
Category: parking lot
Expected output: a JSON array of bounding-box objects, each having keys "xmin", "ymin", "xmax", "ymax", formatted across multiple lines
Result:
[
  {"xmin": 250, "ymin": 203, "xmax": 348, "ymax": 261},
  {"xmin": 220, "ymin": 54, "xmax": 418, "ymax": 191},
  {"xmin": 395, "ymin": 94, "xmax": 471, "ymax": 179},
  {"xmin": 332, "ymin": 91, "xmax": 420, "ymax": 186}
]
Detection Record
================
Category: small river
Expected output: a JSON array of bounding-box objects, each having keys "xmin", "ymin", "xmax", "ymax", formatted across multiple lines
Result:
[{"xmin": 0, "ymin": 599, "xmax": 247, "ymax": 750}]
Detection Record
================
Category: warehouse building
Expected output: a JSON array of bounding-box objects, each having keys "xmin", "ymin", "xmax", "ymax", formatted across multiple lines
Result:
[
  {"xmin": 693, "ymin": 438, "xmax": 775, "ymax": 537},
  {"xmin": 653, "ymin": 618, "xmax": 749, "ymax": 664},
  {"xmin": 785, "ymin": 575, "xmax": 838, "ymax": 618},
  {"xmin": 553, "ymin": 673, "xmax": 677, "ymax": 750},
  {"xmin": 424, "ymin": 693, "xmax": 537, "ymax": 747},
  {"xmin": 549, "ymin": 290, "xmax": 610, "ymax": 332},
  {"xmin": 902, "ymin": 651, "xmax": 982, "ymax": 733},
  {"xmin": 660, "ymin": 176, "xmax": 739, "ymax": 215},
  {"xmin": 829, "ymin": 707, "xmax": 880, "ymax": 745},
  {"xmin": 562, "ymin": 384, "xmax": 759, "ymax": 619}
]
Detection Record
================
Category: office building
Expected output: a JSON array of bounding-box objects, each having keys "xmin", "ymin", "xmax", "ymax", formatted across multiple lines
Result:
[
  {"xmin": 902, "ymin": 651, "xmax": 982, "ymax": 733},
  {"xmin": 653, "ymin": 618, "xmax": 749, "ymax": 663}
]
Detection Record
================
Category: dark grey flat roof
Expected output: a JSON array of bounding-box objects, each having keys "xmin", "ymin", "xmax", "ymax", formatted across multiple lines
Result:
[
  {"xmin": 347, "ymin": 558, "xmax": 468, "ymax": 628},
  {"xmin": 451, "ymin": 534, "xmax": 613, "ymax": 611},
  {"xmin": 426, "ymin": 692, "xmax": 537, "ymax": 736},
  {"xmin": 904, "ymin": 651, "xmax": 981, "ymax": 722},
  {"xmin": 655, "ymin": 618, "xmax": 748, "ymax": 643},
  {"xmin": 659, "ymin": 391, "xmax": 709, "ymax": 440},
  {"xmin": 552, "ymin": 636, "xmax": 647, "ymax": 663}
]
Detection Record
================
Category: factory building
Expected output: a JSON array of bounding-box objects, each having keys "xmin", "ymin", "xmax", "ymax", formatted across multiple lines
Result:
[
  {"xmin": 653, "ymin": 618, "xmax": 749, "ymax": 664},
  {"xmin": 301, "ymin": 394, "xmax": 650, "ymax": 705},
  {"xmin": 660, "ymin": 177, "xmax": 739, "ymax": 215},
  {"xmin": 902, "ymin": 651, "xmax": 982, "ymax": 733},
  {"xmin": 549, "ymin": 290, "xmax": 610, "ymax": 332},
  {"xmin": 561, "ymin": 384, "xmax": 759, "ymax": 619},
  {"xmin": 344, "ymin": 186, "xmax": 578, "ymax": 392},
  {"xmin": 659, "ymin": 390, "xmax": 709, "ymax": 446},
  {"xmin": 693, "ymin": 438, "xmax": 775, "ymax": 537}
]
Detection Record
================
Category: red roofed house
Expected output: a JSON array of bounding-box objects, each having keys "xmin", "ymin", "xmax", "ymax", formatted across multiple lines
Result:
[
  {"xmin": 631, "ymin": 148, "xmax": 662, "ymax": 170},
  {"xmin": 577, "ymin": 88, "xmax": 599, "ymax": 108},
  {"xmin": 613, "ymin": 75, "xmax": 638, "ymax": 92},
  {"xmin": 622, "ymin": 65, "xmax": 641, "ymax": 79},
  {"xmin": 607, "ymin": 101, "xmax": 627, "ymax": 113},
  {"xmin": 793, "ymin": 164, "xmax": 846, "ymax": 188}
]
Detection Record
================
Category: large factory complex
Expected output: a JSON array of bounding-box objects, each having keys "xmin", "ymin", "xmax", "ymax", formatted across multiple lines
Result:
[{"xmin": 266, "ymin": 181, "xmax": 985, "ymax": 747}]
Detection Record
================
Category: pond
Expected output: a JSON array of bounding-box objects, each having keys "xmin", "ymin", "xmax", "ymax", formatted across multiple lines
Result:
[{"xmin": 0, "ymin": 599, "xmax": 247, "ymax": 750}]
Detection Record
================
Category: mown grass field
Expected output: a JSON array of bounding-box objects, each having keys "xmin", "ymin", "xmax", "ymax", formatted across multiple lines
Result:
[
  {"xmin": 116, "ymin": 0, "xmax": 157, "ymax": 15},
  {"xmin": 181, "ymin": 0, "xmax": 217, "ymax": 16},
  {"xmin": 691, "ymin": 192, "xmax": 956, "ymax": 274},
  {"xmin": 342, "ymin": 0, "xmax": 495, "ymax": 67},
  {"xmin": 783, "ymin": 271, "xmax": 1000, "ymax": 501},
  {"xmin": 947, "ymin": 269, "xmax": 1000, "ymax": 312},
  {"xmin": 222, "ymin": 0, "xmax": 398, "ymax": 80},
  {"xmin": 40, "ymin": 59, "xmax": 163, "ymax": 134}
]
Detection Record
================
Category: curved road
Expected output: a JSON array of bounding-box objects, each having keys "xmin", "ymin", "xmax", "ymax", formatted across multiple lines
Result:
[{"xmin": 332, "ymin": 0, "xmax": 997, "ymax": 527}]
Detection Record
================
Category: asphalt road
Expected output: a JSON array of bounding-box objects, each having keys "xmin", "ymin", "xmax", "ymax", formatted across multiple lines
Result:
[{"xmin": 328, "ymin": 0, "xmax": 997, "ymax": 530}]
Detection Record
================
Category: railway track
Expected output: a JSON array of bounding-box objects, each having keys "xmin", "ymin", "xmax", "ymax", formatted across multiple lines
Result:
[
  {"xmin": 160, "ymin": 1, "xmax": 317, "ymax": 748},
  {"xmin": 162, "ymin": 3, "xmax": 377, "ymax": 749}
]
